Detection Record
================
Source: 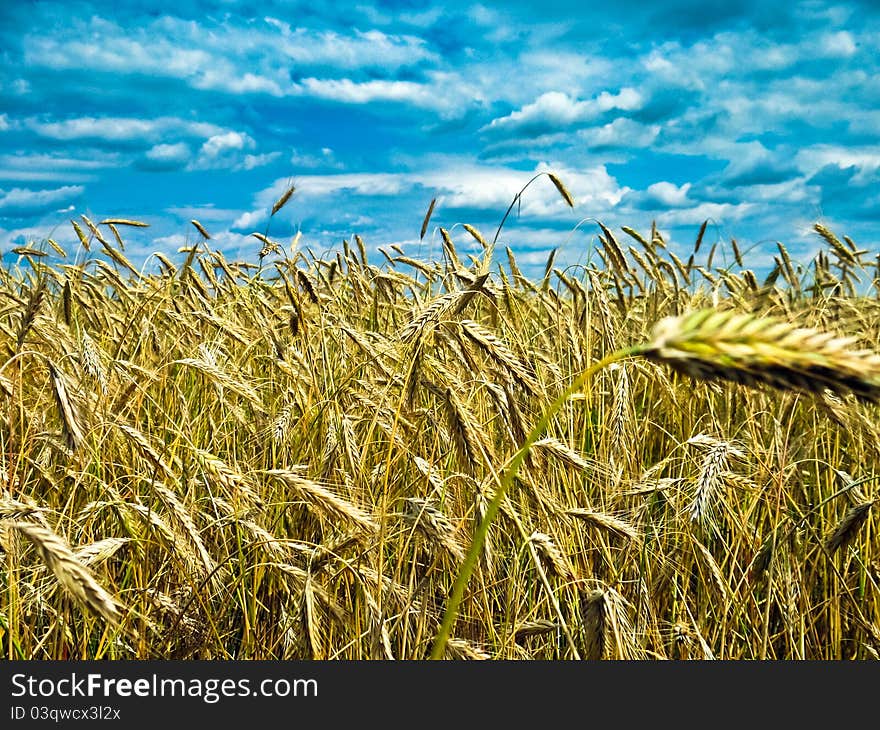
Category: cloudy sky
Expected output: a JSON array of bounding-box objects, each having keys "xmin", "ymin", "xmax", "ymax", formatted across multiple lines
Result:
[{"xmin": 1, "ymin": 0, "xmax": 878, "ymax": 276}]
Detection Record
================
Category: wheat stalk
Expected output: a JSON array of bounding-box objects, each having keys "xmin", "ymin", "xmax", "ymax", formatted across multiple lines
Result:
[
  {"xmin": 826, "ymin": 500, "xmax": 874, "ymax": 554},
  {"xmin": 547, "ymin": 173, "xmax": 575, "ymax": 208},
  {"xmin": 580, "ymin": 588, "xmax": 607, "ymax": 660},
  {"xmin": 190, "ymin": 220, "xmax": 211, "ymax": 239},
  {"xmin": 79, "ymin": 330, "xmax": 108, "ymax": 394},
  {"xmin": 533, "ymin": 437, "xmax": 593, "ymax": 472},
  {"xmin": 271, "ymin": 184, "xmax": 296, "ymax": 217},
  {"xmin": 13, "ymin": 522, "xmax": 120, "ymax": 624},
  {"xmin": 458, "ymin": 319, "xmax": 538, "ymax": 392},
  {"xmin": 689, "ymin": 439, "xmax": 744, "ymax": 524},
  {"xmin": 403, "ymin": 498, "xmax": 465, "ymax": 562},
  {"xmin": 566, "ymin": 508, "xmax": 641, "ymax": 542},
  {"xmin": 445, "ymin": 637, "xmax": 491, "ymax": 660},
  {"xmin": 527, "ymin": 531, "xmax": 575, "ymax": 582},
  {"xmin": 74, "ymin": 537, "xmax": 132, "ymax": 567},
  {"xmin": 420, "ymin": 198, "xmax": 437, "ymax": 240},
  {"xmin": 267, "ymin": 470, "xmax": 379, "ymax": 535},
  {"xmin": 48, "ymin": 360, "xmax": 85, "ymax": 451},
  {"xmin": 99, "ymin": 218, "xmax": 149, "ymax": 228}
]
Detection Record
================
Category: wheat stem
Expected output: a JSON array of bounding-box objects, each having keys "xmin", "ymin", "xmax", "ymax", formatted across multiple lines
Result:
[{"xmin": 431, "ymin": 346, "xmax": 638, "ymax": 658}]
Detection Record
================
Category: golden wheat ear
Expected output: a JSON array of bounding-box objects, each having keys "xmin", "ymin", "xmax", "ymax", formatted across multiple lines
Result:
[
  {"xmin": 13, "ymin": 522, "xmax": 121, "ymax": 624},
  {"xmin": 640, "ymin": 308, "xmax": 880, "ymax": 402}
]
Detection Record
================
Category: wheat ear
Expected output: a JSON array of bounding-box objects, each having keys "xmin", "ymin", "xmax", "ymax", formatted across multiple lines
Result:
[
  {"xmin": 14, "ymin": 522, "xmax": 120, "ymax": 624},
  {"xmin": 642, "ymin": 308, "xmax": 880, "ymax": 401}
]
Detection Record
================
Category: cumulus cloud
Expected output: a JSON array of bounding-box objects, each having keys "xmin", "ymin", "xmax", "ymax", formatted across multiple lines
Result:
[
  {"xmin": 419, "ymin": 161, "xmax": 628, "ymax": 215},
  {"xmin": 242, "ymin": 152, "xmax": 281, "ymax": 171},
  {"xmin": 645, "ymin": 182, "xmax": 692, "ymax": 208},
  {"xmin": 140, "ymin": 142, "xmax": 192, "ymax": 171},
  {"xmin": 231, "ymin": 209, "xmax": 269, "ymax": 231},
  {"xmin": 0, "ymin": 185, "xmax": 84, "ymax": 217},
  {"xmin": 200, "ymin": 132, "xmax": 251, "ymax": 159},
  {"xmin": 579, "ymin": 118, "xmax": 660, "ymax": 150},
  {"xmin": 655, "ymin": 201, "xmax": 755, "ymax": 227},
  {"xmin": 188, "ymin": 132, "xmax": 261, "ymax": 171},
  {"xmin": 24, "ymin": 119, "xmax": 275, "ymax": 174},
  {"xmin": 483, "ymin": 88, "xmax": 643, "ymax": 135},
  {"xmin": 795, "ymin": 144, "xmax": 880, "ymax": 185}
]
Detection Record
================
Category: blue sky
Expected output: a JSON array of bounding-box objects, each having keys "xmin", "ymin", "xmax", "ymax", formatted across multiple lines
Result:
[{"xmin": 1, "ymin": 0, "xmax": 878, "ymax": 276}]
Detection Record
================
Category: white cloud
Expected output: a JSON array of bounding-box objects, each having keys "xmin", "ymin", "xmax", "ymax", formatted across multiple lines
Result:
[
  {"xmin": 242, "ymin": 152, "xmax": 281, "ymax": 170},
  {"xmin": 247, "ymin": 160, "xmax": 626, "ymax": 220},
  {"xmin": 291, "ymin": 77, "xmax": 435, "ymax": 106},
  {"xmin": 484, "ymin": 88, "xmax": 643, "ymax": 134},
  {"xmin": 489, "ymin": 92, "xmax": 590, "ymax": 129},
  {"xmin": 0, "ymin": 151, "xmax": 119, "ymax": 171},
  {"xmin": 231, "ymin": 209, "xmax": 269, "ymax": 231},
  {"xmin": 150, "ymin": 233, "xmax": 189, "ymax": 249},
  {"xmin": 0, "ymin": 185, "xmax": 84, "ymax": 216},
  {"xmin": 290, "ymin": 147, "xmax": 343, "ymax": 170},
  {"xmin": 0, "ymin": 114, "xmax": 8, "ymax": 132},
  {"xmin": 188, "ymin": 132, "xmax": 266, "ymax": 171},
  {"xmin": 795, "ymin": 144, "xmax": 880, "ymax": 184},
  {"xmin": 817, "ymin": 30, "xmax": 857, "ymax": 58},
  {"xmin": 646, "ymin": 181, "xmax": 692, "ymax": 208},
  {"xmin": 641, "ymin": 31, "xmax": 800, "ymax": 87},
  {"xmin": 289, "ymin": 172, "xmax": 406, "ymax": 198},
  {"xmin": 418, "ymin": 162, "xmax": 624, "ymax": 215},
  {"xmin": 579, "ymin": 118, "xmax": 660, "ymax": 149},
  {"xmin": 596, "ymin": 88, "xmax": 641, "ymax": 112},
  {"xmin": 192, "ymin": 71, "xmax": 284, "ymax": 96},
  {"xmin": 517, "ymin": 51, "xmax": 613, "ymax": 94},
  {"xmin": 200, "ymin": 132, "xmax": 251, "ymax": 159},
  {"xmin": 734, "ymin": 178, "xmax": 813, "ymax": 205},
  {"xmin": 0, "ymin": 169, "xmax": 93, "ymax": 183},
  {"xmin": 397, "ymin": 7, "xmax": 446, "ymax": 27},
  {"xmin": 24, "ymin": 16, "xmax": 437, "ymax": 100},
  {"xmin": 271, "ymin": 23, "xmax": 436, "ymax": 69},
  {"xmin": 0, "ymin": 151, "xmax": 120, "ymax": 182},
  {"xmin": 145, "ymin": 142, "xmax": 191, "ymax": 166},
  {"xmin": 28, "ymin": 116, "xmax": 226, "ymax": 143},
  {"xmin": 22, "ymin": 118, "xmax": 270, "ymax": 173},
  {"xmin": 655, "ymin": 201, "xmax": 754, "ymax": 227}
]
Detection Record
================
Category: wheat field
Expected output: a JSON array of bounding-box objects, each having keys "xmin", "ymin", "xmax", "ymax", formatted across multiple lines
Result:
[{"xmin": 2, "ymin": 182, "xmax": 879, "ymax": 660}]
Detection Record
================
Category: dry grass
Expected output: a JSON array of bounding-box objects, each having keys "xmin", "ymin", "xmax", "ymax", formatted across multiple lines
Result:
[{"xmin": 1, "ymin": 196, "xmax": 879, "ymax": 660}]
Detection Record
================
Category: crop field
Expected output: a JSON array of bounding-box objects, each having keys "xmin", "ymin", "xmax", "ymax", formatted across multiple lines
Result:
[{"xmin": 1, "ymin": 179, "xmax": 879, "ymax": 660}]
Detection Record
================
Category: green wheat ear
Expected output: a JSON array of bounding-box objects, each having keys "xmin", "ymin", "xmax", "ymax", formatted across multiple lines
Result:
[{"xmin": 641, "ymin": 308, "xmax": 880, "ymax": 402}]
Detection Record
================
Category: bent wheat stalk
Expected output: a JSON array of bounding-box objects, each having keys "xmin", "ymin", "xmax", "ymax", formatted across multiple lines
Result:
[
  {"xmin": 431, "ymin": 307, "xmax": 880, "ymax": 658},
  {"xmin": 431, "ymin": 348, "xmax": 631, "ymax": 658}
]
